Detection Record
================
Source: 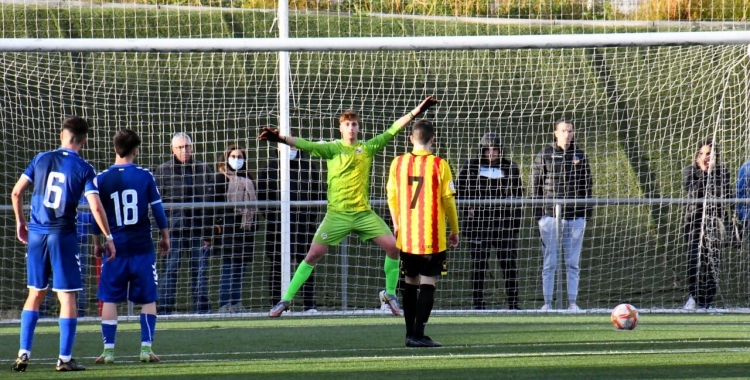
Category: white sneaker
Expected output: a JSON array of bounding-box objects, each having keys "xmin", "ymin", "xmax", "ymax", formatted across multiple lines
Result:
[
  {"xmin": 218, "ymin": 304, "xmax": 234, "ymax": 314},
  {"xmin": 540, "ymin": 304, "xmax": 551, "ymax": 311},
  {"xmin": 304, "ymin": 308, "xmax": 318, "ymax": 314},
  {"xmin": 380, "ymin": 301, "xmax": 392, "ymax": 312},
  {"xmin": 567, "ymin": 303, "xmax": 582, "ymax": 312},
  {"xmin": 684, "ymin": 296, "xmax": 696, "ymax": 310}
]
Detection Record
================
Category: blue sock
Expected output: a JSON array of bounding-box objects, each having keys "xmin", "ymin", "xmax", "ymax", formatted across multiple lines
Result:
[
  {"xmin": 19, "ymin": 310, "xmax": 39, "ymax": 356},
  {"xmin": 101, "ymin": 320, "xmax": 117, "ymax": 349},
  {"xmin": 58, "ymin": 318, "xmax": 77, "ymax": 359},
  {"xmin": 140, "ymin": 314, "xmax": 157, "ymax": 345}
]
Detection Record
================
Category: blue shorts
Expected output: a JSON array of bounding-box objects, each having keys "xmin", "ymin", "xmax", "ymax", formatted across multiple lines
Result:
[
  {"xmin": 27, "ymin": 231, "xmax": 82, "ymax": 292},
  {"xmin": 97, "ymin": 254, "xmax": 158, "ymax": 304}
]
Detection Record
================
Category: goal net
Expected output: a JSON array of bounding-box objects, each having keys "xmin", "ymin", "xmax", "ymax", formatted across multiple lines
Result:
[{"xmin": 1, "ymin": 5, "xmax": 750, "ymax": 319}]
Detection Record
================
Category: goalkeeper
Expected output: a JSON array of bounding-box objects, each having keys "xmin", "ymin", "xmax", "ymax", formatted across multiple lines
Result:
[{"xmin": 260, "ymin": 96, "xmax": 438, "ymax": 317}]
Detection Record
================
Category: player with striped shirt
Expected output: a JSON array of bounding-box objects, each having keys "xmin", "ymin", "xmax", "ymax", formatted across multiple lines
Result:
[
  {"xmin": 386, "ymin": 119, "xmax": 459, "ymax": 347},
  {"xmin": 259, "ymin": 96, "xmax": 438, "ymax": 317},
  {"xmin": 11, "ymin": 116, "xmax": 116, "ymax": 372},
  {"xmin": 92, "ymin": 129, "xmax": 170, "ymax": 364}
]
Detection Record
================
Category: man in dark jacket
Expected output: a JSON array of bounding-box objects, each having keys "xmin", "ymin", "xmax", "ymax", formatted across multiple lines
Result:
[
  {"xmin": 257, "ymin": 146, "xmax": 324, "ymax": 312},
  {"xmin": 154, "ymin": 132, "xmax": 215, "ymax": 314},
  {"xmin": 457, "ymin": 133, "xmax": 523, "ymax": 310},
  {"xmin": 530, "ymin": 119, "xmax": 592, "ymax": 312}
]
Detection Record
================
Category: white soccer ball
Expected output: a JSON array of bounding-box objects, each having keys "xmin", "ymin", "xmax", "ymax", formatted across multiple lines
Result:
[{"xmin": 611, "ymin": 303, "xmax": 639, "ymax": 330}]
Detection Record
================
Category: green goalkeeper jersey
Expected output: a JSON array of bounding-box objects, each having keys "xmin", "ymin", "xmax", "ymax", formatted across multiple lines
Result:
[{"xmin": 295, "ymin": 123, "xmax": 403, "ymax": 212}]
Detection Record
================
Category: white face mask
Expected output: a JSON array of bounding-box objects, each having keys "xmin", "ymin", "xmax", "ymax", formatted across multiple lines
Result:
[
  {"xmin": 289, "ymin": 150, "xmax": 298, "ymax": 160},
  {"xmin": 227, "ymin": 157, "xmax": 244, "ymax": 171}
]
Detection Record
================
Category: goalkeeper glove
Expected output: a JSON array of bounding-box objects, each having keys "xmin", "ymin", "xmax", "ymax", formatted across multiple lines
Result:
[
  {"xmin": 258, "ymin": 127, "xmax": 288, "ymax": 145},
  {"xmin": 414, "ymin": 96, "xmax": 439, "ymax": 117}
]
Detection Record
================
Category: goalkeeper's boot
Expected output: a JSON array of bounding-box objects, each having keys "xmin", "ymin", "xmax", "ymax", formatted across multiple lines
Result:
[
  {"xmin": 379, "ymin": 290, "xmax": 402, "ymax": 317},
  {"xmin": 56, "ymin": 358, "xmax": 85, "ymax": 372},
  {"xmin": 140, "ymin": 346, "xmax": 161, "ymax": 363},
  {"xmin": 11, "ymin": 353, "xmax": 29, "ymax": 372},
  {"xmin": 94, "ymin": 348, "xmax": 115, "ymax": 364},
  {"xmin": 269, "ymin": 300, "xmax": 291, "ymax": 318}
]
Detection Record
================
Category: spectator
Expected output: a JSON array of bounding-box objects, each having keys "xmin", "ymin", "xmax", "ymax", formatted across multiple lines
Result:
[
  {"xmin": 257, "ymin": 146, "xmax": 323, "ymax": 312},
  {"xmin": 457, "ymin": 132, "xmax": 523, "ymax": 310},
  {"xmin": 682, "ymin": 140, "xmax": 733, "ymax": 310},
  {"xmin": 214, "ymin": 145, "xmax": 258, "ymax": 314},
  {"xmin": 531, "ymin": 118, "xmax": 592, "ymax": 312},
  {"xmin": 154, "ymin": 132, "xmax": 215, "ymax": 314}
]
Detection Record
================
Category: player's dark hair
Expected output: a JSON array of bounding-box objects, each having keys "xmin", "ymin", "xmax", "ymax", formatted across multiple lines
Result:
[
  {"xmin": 339, "ymin": 110, "xmax": 359, "ymax": 123},
  {"xmin": 412, "ymin": 119, "xmax": 435, "ymax": 145},
  {"xmin": 113, "ymin": 129, "xmax": 142, "ymax": 158},
  {"xmin": 554, "ymin": 117, "xmax": 573, "ymax": 131},
  {"xmin": 694, "ymin": 139, "xmax": 716, "ymax": 162},
  {"xmin": 218, "ymin": 144, "xmax": 254, "ymax": 180},
  {"xmin": 62, "ymin": 116, "xmax": 89, "ymax": 145}
]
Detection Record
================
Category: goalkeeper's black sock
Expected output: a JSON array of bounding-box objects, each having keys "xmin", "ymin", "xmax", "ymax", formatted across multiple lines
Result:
[
  {"xmin": 402, "ymin": 283, "xmax": 419, "ymax": 338},
  {"xmin": 414, "ymin": 284, "xmax": 436, "ymax": 339}
]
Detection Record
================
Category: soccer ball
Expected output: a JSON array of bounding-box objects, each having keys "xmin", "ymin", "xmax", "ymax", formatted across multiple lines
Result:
[{"xmin": 611, "ymin": 303, "xmax": 639, "ymax": 330}]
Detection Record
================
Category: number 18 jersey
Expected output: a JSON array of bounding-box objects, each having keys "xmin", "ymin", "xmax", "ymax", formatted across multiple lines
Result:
[
  {"xmin": 22, "ymin": 148, "xmax": 98, "ymax": 234},
  {"xmin": 96, "ymin": 163, "xmax": 163, "ymax": 257}
]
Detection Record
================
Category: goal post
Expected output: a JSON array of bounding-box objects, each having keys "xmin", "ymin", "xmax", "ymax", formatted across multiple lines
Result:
[{"xmin": 2, "ymin": 29, "xmax": 750, "ymax": 318}]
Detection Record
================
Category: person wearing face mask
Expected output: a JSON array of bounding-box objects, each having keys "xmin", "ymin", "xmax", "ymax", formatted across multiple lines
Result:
[
  {"xmin": 256, "ymin": 146, "xmax": 324, "ymax": 312},
  {"xmin": 213, "ymin": 145, "xmax": 258, "ymax": 314},
  {"xmin": 457, "ymin": 132, "xmax": 523, "ymax": 310},
  {"xmin": 682, "ymin": 140, "xmax": 733, "ymax": 310}
]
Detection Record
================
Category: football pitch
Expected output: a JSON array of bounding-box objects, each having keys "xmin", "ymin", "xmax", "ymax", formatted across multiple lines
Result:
[{"xmin": 1, "ymin": 314, "xmax": 749, "ymax": 379}]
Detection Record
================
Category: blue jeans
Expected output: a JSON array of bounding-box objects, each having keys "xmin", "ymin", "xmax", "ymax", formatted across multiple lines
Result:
[
  {"xmin": 539, "ymin": 216, "xmax": 586, "ymax": 304},
  {"xmin": 219, "ymin": 255, "xmax": 245, "ymax": 308},
  {"xmin": 39, "ymin": 237, "xmax": 87, "ymax": 317},
  {"xmin": 158, "ymin": 232, "xmax": 211, "ymax": 313}
]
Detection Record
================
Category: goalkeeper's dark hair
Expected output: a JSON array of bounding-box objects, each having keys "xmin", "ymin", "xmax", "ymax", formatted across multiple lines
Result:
[
  {"xmin": 113, "ymin": 129, "xmax": 142, "ymax": 158},
  {"xmin": 62, "ymin": 116, "xmax": 90, "ymax": 145},
  {"xmin": 411, "ymin": 119, "xmax": 435, "ymax": 145}
]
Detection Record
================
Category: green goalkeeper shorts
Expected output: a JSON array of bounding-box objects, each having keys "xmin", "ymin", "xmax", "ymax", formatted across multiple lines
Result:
[{"xmin": 312, "ymin": 210, "xmax": 392, "ymax": 245}]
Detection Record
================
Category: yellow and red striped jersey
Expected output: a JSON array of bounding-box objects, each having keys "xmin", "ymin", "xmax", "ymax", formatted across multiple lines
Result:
[{"xmin": 387, "ymin": 149, "xmax": 459, "ymax": 254}]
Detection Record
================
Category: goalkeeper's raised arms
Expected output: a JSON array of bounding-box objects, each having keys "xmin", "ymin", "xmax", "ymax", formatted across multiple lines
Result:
[
  {"xmin": 258, "ymin": 126, "xmax": 290, "ymax": 145},
  {"xmin": 392, "ymin": 96, "xmax": 439, "ymax": 130}
]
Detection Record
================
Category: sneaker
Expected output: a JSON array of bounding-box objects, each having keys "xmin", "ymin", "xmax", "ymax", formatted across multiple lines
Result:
[
  {"xmin": 379, "ymin": 290, "xmax": 402, "ymax": 317},
  {"xmin": 218, "ymin": 304, "xmax": 234, "ymax": 314},
  {"xmin": 540, "ymin": 304, "xmax": 551, "ymax": 311},
  {"xmin": 380, "ymin": 301, "xmax": 392, "ymax": 312},
  {"xmin": 684, "ymin": 296, "xmax": 696, "ymax": 310},
  {"xmin": 56, "ymin": 358, "xmax": 85, "ymax": 372},
  {"xmin": 232, "ymin": 303, "xmax": 247, "ymax": 313},
  {"xmin": 269, "ymin": 300, "xmax": 291, "ymax": 318},
  {"xmin": 140, "ymin": 346, "xmax": 160, "ymax": 363},
  {"xmin": 11, "ymin": 353, "xmax": 29, "ymax": 372},
  {"xmin": 405, "ymin": 336, "xmax": 413, "ymax": 347},
  {"xmin": 94, "ymin": 348, "xmax": 115, "ymax": 364},
  {"xmin": 568, "ymin": 303, "xmax": 583, "ymax": 312},
  {"xmin": 409, "ymin": 336, "xmax": 442, "ymax": 348},
  {"xmin": 304, "ymin": 308, "xmax": 318, "ymax": 314}
]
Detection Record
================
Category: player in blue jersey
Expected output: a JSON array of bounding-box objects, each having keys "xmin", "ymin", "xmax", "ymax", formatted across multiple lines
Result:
[
  {"xmin": 92, "ymin": 129, "xmax": 170, "ymax": 364},
  {"xmin": 10, "ymin": 116, "xmax": 116, "ymax": 372}
]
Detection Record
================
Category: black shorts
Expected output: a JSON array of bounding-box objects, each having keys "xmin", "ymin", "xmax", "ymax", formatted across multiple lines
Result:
[{"xmin": 400, "ymin": 251, "xmax": 447, "ymax": 278}]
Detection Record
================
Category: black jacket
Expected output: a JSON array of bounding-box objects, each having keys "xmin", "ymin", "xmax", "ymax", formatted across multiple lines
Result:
[
  {"xmin": 682, "ymin": 164, "xmax": 733, "ymax": 229},
  {"xmin": 530, "ymin": 142, "xmax": 593, "ymax": 220},
  {"xmin": 457, "ymin": 152, "xmax": 523, "ymax": 234},
  {"xmin": 256, "ymin": 151, "xmax": 325, "ymax": 233},
  {"xmin": 154, "ymin": 156, "xmax": 215, "ymax": 237}
]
